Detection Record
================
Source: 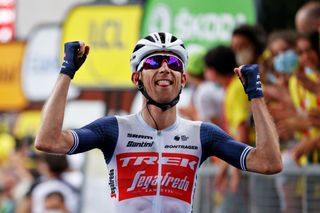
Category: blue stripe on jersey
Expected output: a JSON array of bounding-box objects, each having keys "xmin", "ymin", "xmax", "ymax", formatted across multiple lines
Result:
[
  {"xmin": 200, "ymin": 122, "xmax": 253, "ymax": 171},
  {"xmin": 67, "ymin": 116, "xmax": 118, "ymax": 164}
]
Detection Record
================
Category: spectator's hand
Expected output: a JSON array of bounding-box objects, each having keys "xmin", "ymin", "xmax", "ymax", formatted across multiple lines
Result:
[
  {"xmin": 268, "ymin": 102, "xmax": 297, "ymax": 121},
  {"xmin": 264, "ymin": 83, "xmax": 294, "ymax": 107},
  {"xmin": 290, "ymin": 138, "xmax": 317, "ymax": 165},
  {"xmin": 234, "ymin": 64, "xmax": 263, "ymax": 101},
  {"xmin": 60, "ymin": 41, "xmax": 90, "ymax": 79},
  {"xmin": 296, "ymin": 69, "xmax": 320, "ymax": 96},
  {"xmin": 276, "ymin": 116, "xmax": 310, "ymax": 140},
  {"xmin": 309, "ymin": 108, "xmax": 320, "ymax": 127},
  {"xmin": 276, "ymin": 118, "xmax": 296, "ymax": 140}
]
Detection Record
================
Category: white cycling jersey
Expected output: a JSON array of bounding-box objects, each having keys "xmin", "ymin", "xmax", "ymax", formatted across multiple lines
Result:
[{"xmin": 68, "ymin": 113, "xmax": 252, "ymax": 213}]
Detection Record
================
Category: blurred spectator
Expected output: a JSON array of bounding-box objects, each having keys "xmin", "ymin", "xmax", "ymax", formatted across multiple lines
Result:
[
  {"xmin": 204, "ymin": 45, "xmax": 250, "ymax": 213},
  {"xmin": 289, "ymin": 30, "xmax": 320, "ymax": 164},
  {"xmin": 295, "ymin": 0, "xmax": 320, "ymax": 33},
  {"xmin": 44, "ymin": 191, "xmax": 69, "ymax": 213},
  {"xmin": 231, "ymin": 24, "xmax": 266, "ymax": 66},
  {"xmin": 266, "ymin": 30, "xmax": 298, "ymax": 81},
  {"xmin": 30, "ymin": 154, "xmax": 79, "ymax": 213},
  {"xmin": 0, "ymin": 168, "xmax": 19, "ymax": 213},
  {"xmin": 262, "ymin": 29, "xmax": 302, "ymax": 213},
  {"xmin": 294, "ymin": 30, "xmax": 320, "ymax": 96},
  {"xmin": 0, "ymin": 123, "xmax": 15, "ymax": 166},
  {"xmin": 179, "ymin": 50, "xmax": 225, "ymax": 124},
  {"xmin": 179, "ymin": 50, "xmax": 206, "ymax": 120},
  {"xmin": 263, "ymin": 30, "xmax": 299, "ymax": 143},
  {"xmin": 193, "ymin": 80, "xmax": 224, "ymax": 124}
]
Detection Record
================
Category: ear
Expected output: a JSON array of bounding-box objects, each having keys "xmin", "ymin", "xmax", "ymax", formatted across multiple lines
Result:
[
  {"xmin": 131, "ymin": 72, "xmax": 140, "ymax": 85},
  {"xmin": 181, "ymin": 72, "xmax": 187, "ymax": 88}
]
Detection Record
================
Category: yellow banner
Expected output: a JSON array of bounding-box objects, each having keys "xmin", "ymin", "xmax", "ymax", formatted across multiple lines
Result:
[
  {"xmin": 0, "ymin": 42, "xmax": 28, "ymax": 111},
  {"xmin": 14, "ymin": 110, "xmax": 41, "ymax": 139},
  {"xmin": 62, "ymin": 5, "xmax": 142, "ymax": 88}
]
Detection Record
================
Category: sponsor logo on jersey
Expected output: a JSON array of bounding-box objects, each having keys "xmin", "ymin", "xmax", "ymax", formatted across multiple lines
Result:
[
  {"xmin": 164, "ymin": 145, "xmax": 198, "ymax": 150},
  {"xmin": 116, "ymin": 152, "xmax": 199, "ymax": 203},
  {"xmin": 174, "ymin": 135, "xmax": 189, "ymax": 141},
  {"xmin": 126, "ymin": 140, "xmax": 154, "ymax": 147},
  {"xmin": 109, "ymin": 169, "xmax": 117, "ymax": 198},
  {"xmin": 127, "ymin": 133, "xmax": 153, "ymax": 140}
]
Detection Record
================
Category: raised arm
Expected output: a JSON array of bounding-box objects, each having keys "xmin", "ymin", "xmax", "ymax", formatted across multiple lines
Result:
[
  {"xmin": 35, "ymin": 41, "xmax": 90, "ymax": 154},
  {"xmin": 246, "ymin": 98, "xmax": 282, "ymax": 173},
  {"xmin": 235, "ymin": 64, "xmax": 283, "ymax": 174}
]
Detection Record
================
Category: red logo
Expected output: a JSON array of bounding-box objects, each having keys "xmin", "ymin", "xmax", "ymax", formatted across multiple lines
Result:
[{"xmin": 116, "ymin": 152, "xmax": 199, "ymax": 203}]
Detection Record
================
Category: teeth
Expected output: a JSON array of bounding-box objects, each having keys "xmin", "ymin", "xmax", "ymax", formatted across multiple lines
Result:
[{"xmin": 156, "ymin": 80, "xmax": 171, "ymax": 86}]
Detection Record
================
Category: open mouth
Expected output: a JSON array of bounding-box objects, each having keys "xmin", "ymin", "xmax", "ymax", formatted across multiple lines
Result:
[{"xmin": 155, "ymin": 79, "xmax": 173, "ymax": 86}]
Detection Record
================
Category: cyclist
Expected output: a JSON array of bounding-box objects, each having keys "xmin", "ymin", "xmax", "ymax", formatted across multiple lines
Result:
[{"xmin": 35, "ymin": 32, "xmax": 282, "ymax": 213}]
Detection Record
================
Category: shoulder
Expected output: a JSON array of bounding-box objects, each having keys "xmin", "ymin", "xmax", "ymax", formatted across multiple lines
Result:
[
  {"xmin": 74, "ymin": 116, "xmax": 119, "ymax": 138},
  {"xmin": 95, "ymin": 115, "xmax": 118, "ymax": 124},
  {"xmin": 177, "ymin": 116, "xmax": 223, "ymax": 130},
  {"xmin": 115, "ymin": 113, "xmax": 137, "ymax": 122},
  {"xmin": 178, "ymin": 116, "xmax": 202, "ymax": 126},
  {"xmin": 114, "ymin": 113, "xmax": 139, "ymax": 127},
  {"xmin": 199, "ymin": 122, "xmax": 230, "ymax": 139},
  {"xmin": 200, "ymin": 121, "xmax": 221, "ymax": 132}
]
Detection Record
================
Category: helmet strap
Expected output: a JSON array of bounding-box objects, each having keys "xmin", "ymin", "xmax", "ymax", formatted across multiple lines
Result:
[{"xmin": 137, "ymin": 80, "xmax": 181, "ymax": 111}]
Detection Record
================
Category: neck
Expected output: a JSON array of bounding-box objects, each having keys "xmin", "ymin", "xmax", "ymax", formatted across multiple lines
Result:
[{"xmin": 141, "ymin": 103, "xmax": 177, "ymax": 130}]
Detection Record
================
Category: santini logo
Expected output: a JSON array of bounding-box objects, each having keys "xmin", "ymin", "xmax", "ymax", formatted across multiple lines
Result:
[{"xmin": 126, "ymin": 141, "xmax": 154, "ymax": 147}]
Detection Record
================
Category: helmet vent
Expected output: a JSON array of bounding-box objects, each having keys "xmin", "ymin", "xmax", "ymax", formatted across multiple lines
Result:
[
  {"xmin": 170, "ymin": 36, "xmax": 177, "ymax": 42},
  {"xmin": 158, "ymin": 32, "xmax": 166, "ymax": 44},
  {"xmin": 145, "ymin": 35, "xmax": 155, "ymax": 42},
  {"xmin": 133, "ymin": 44, "xmax": 145, "ymax": 53}
]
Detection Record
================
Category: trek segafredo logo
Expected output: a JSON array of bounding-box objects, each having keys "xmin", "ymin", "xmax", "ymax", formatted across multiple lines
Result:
[
  {"xmin": 116, "ymin": 152, "xmax": 199, "ymax": 203},
  {"xmin": 108, "ymin": 169, "xmax": 116, "ymax": 198}
]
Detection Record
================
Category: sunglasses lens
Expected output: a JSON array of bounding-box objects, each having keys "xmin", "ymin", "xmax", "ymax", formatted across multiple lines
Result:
[
  {"xmin": 143, "ymin": 56, "xmax": 162, "ymax": 69},
  {"xmin": 167, "ymin": 56, "xmax": 183, "ymax": 72},
  {"xmin": 142, "ymin": 55, "xmax": 183, "ymax": 72}
]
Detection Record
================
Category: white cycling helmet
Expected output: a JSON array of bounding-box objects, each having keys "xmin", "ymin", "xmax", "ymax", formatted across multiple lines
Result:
[{"xmin": 130, "ymin": 32, "xmax": 188, "ymax": 72}]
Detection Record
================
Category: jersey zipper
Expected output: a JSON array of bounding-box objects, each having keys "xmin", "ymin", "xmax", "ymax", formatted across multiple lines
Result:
[{"xmin": 153, "ymin": 130, "xmax": 162, "ymax": 213}]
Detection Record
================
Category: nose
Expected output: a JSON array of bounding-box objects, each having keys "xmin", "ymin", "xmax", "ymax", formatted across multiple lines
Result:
[{"xmin": 159, "ymin": 61, "xmax": 170, "ymax": 73}]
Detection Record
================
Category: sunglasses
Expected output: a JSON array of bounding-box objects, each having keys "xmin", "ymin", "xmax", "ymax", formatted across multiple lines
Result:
[{"xmin": 137, "ymin": 54, "xmax": 184, "ymax": 72}]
